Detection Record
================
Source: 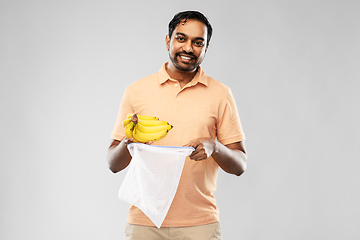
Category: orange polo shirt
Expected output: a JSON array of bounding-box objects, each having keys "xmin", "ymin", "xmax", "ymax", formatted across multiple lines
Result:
[{"xmin": 111, "ymin": 63, "xmax": 245, "ymax": 227}]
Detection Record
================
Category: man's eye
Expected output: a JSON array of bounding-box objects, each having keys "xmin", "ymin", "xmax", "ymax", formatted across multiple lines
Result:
[
  {"xmin": 176, "ymin": 37, "xmax": 185, "ymax": 41},
  {"xmin": 195, "ymin": 41, "xmax": 204, "ymax": 47}
]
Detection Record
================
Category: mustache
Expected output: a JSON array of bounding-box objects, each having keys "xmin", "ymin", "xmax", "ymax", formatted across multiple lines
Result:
[{"xmin": 175, "ymin": 51, "xmax": 196, "ymax": 58}]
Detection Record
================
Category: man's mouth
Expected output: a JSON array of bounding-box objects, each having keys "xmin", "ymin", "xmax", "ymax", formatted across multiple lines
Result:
[
  {"xmin": 178, "ymin": 54, "xmax": 195, "ymax": 63},
  {"xmin": 181, "ymin": 55, "xmax": 191, "ymax": 60}
]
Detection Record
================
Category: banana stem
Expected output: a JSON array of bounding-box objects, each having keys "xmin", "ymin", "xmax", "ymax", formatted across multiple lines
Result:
[{"xmin": 131, "ymin": 114, "xmax": 138, "ymax": 125}]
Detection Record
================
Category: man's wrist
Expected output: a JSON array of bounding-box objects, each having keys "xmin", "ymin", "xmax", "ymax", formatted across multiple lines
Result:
[{"xmin": 212, "ymin": 139, "xmax": 221, "ymax": 155}]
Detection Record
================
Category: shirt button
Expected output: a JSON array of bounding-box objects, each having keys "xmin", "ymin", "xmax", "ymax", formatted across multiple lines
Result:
[{"xmin": 174, "ymin": 83, "xmax": 178, "ymax": 87}]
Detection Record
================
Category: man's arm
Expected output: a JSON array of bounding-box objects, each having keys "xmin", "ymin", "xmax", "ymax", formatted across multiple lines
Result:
[
  {"xmin": 107, "ymin": 138, "xmax": 133, "ymax": 173},
  {"xmin": 184, "ymin": 138, "xmax": 247, "ymax": 176}
]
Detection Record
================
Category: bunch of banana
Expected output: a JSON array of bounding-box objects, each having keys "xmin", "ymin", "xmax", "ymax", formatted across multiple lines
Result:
[{"xmin": 123, "ymin": 113, "xmax": 173, "ymax": 143}]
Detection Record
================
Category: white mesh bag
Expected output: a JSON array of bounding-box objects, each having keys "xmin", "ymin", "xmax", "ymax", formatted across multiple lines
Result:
[{"xmin": 118, "ymin": 143, "xmax": 194, "ymax": 228}]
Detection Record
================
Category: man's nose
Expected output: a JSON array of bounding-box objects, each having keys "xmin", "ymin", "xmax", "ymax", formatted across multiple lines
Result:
[{"xmin": 182, "ymin": 40, "xmax": 193, "ymax": 53}]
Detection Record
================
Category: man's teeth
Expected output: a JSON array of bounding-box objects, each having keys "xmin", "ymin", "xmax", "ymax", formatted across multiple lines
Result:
[{"xmin": 181, "ymin": 56, "xmax": 191, "ymax": 60}]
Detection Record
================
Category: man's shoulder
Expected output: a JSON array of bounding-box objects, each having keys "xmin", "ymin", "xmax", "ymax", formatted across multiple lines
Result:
[
  {"xmin": 126, "ymin": 72, "xmax": 159, "ymax": 89},
  {"xmin": 205, "ymin": 75, "xmax": 231, "ymax": 93}
]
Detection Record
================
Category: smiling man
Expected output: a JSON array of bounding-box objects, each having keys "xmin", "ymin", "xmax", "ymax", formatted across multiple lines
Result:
[
  {"xmin": 107, "ymin": 11, "xmax": 247, "ymax": 240},
  {"xmin": 166, "ymin": 18, "xmax": 208, "ymax": 78}
]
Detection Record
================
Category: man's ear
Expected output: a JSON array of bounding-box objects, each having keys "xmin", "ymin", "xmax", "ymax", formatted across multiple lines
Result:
[{"xmin": 165, "ymin": 35, "xmax": 170, "ymax": 51}]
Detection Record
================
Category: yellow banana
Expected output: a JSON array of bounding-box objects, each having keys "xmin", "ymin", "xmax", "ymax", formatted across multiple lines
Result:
[
  {"xmin": 136, "ymin": 121, "xmax": 172, "ymax": 133},
  {"xmin": 127, "ymin": 113, "xmax": 159, "ymax": 120},
  {"xmin": 123, "ymin": 113, "xmax": 172, "ymax": 142},
  {"xmin": 132, "ymin": 124, "xmax": 169, "ymax": 143},
  {"xmin": 122, "ymin": 119, "xmax": 132, "ymax": 127},
  {"xmin": 138, "ymin": 119, "xmax": 169, "ymax": 126},
  {"xmin": 124, "ymin": 121, "xmax": 135, "ymax": 139}
]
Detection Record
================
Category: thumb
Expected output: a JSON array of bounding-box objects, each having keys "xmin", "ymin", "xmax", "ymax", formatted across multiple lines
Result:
[{"xmin": 183, "ymin": 140, "xmax": 194, "ymax": 148}]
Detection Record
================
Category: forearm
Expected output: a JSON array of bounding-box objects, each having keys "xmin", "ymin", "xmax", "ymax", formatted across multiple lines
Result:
[
  {"xmin": 107, "ymin": 139, "xmax": 132, "ymax": 173},
  {"xmin": 212, "ymin": 140, "xmax": 247, "ymax": 176}
]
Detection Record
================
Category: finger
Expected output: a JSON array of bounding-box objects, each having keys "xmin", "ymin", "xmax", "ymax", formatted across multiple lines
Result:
[
  {"xmin": 190, "ymin": 144, "xmax": 202, "ymax": 154},
  {"xmin": 190, "ymin": 152, "xmax": 207, "ymax": 161},
  {"xmin": 124, "ymin": 138, "xmax": 134, "ymax": 145},
  {"xmin": 183, "ymin": 140, "xmax": 195, "ymax": 147},
  {"xmin": 189, "ymin": 148, "xmax": 206, "ymax": 161}
]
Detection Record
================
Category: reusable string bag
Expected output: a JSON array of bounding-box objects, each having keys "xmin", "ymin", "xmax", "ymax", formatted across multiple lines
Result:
[{"xmin": 118, "ymin": 143, "xmax": 194, "ymax": 228}]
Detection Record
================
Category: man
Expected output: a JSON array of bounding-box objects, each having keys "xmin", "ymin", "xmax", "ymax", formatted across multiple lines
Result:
[{"xmin": 107, "ymin": 10, "xmax": 247, "ymax": 240}]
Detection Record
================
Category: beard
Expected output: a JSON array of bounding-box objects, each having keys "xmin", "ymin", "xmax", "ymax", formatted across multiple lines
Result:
[{"xmin": 168, "ymin": 52, "xmax": 200, "ymax": 72}]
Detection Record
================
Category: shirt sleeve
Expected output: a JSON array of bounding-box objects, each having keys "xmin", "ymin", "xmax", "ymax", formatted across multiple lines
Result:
[
  {"xmin": 111, "ymin": 86, "xmax": 134, "ymax": 141},
  {"xmin": 216, "ymin": 87, "xmax": 246, "ymax": 145}
]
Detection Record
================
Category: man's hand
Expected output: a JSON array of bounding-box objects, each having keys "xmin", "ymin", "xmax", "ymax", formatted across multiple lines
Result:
[
  {"xmin": 123, "ymin": 137, "xmax": 134, "ymax": 145},
  {"xmin": 184, "ymin": 137, "xmax": 217, "ymax": 161},
  {"xmin": 184, "ymin": 138, "xmax": 247, "ymax": 176}
]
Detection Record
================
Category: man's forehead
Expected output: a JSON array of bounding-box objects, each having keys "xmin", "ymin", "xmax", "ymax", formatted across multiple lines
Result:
[
  {"xmin": 173, "ymin": 19, "xmax": 207, "ymax": 37},
  {"xmin": 176, "ymin": 18, "xmax": 206, "ymax": 28}
]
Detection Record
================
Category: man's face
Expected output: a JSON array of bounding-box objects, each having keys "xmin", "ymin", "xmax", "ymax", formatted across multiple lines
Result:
[{"xmin": 166, "ymin": 19, "xmax": 208, "ymax": 72}]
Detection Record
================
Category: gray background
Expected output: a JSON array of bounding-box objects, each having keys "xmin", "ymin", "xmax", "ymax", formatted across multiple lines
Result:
[{"xmin": 1, "ymin": 0, "xmax": 359, "ymax": 239}]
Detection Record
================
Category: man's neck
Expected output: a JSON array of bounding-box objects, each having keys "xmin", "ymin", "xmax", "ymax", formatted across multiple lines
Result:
[{"xmin": 166, "ymin": 63, "xmax": 198, "ymax": 88}]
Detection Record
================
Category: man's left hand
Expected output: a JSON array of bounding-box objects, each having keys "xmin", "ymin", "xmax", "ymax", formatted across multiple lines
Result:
[{"xmin": 184, "ymin": 138, "xmax": 217, "ymax": 161}]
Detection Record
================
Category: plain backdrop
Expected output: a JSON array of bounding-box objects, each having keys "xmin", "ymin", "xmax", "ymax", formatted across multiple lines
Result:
[{"xmin": 1, "ymin": 0, "xmax": 359, "ymax": 239}]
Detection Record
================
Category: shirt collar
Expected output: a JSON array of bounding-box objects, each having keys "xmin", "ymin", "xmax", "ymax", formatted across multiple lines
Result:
[{"xmin": 158, "ymin": 62, "xmax": 208, "ymax": 86}]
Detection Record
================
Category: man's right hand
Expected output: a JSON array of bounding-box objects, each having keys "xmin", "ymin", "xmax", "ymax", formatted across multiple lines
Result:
[{"xmin": 107, "ymin": 138, "xmax": 132, "ymax": 173}]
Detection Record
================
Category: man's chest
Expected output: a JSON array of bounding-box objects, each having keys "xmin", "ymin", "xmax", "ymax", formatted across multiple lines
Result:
[{"xmin": 131, "ymin": 85, "xmax": 220, "ymax": 144}]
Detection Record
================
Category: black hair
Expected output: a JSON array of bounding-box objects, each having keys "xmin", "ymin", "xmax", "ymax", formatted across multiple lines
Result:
[{"xmin": 168, "ymin": 11, "xmax": 213, "ymax": 46}]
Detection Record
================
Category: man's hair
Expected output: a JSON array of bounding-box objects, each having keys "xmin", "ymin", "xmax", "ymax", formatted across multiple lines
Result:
[{"xmin": 168, "ymin": 11, "xmax": 213, "ymax": 46}]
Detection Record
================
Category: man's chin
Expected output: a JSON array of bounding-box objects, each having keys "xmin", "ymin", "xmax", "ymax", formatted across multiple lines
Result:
[
  {"xmin": 177, "ymin": 67, "xmax": 196, "ymax": 72},
  {"xmin": 169, "ymin": 56, "xmax": 198, "ymax": 72},
  {"xmin": 174, "ymin": 63, "xmax": 198, "ymax": 72}
]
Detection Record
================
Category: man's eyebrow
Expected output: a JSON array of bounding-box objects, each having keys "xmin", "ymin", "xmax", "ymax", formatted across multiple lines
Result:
[
  {"xmin": 175, "ymin": 32, "xmax": 186, "ymax": 37},
  {"xmin": 194, "ymin": 37, "xmax": 205, "ymax": 42},
  {"xmin": 175, "ymin": 32, "xmax": 205, "ymax": 41}
]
